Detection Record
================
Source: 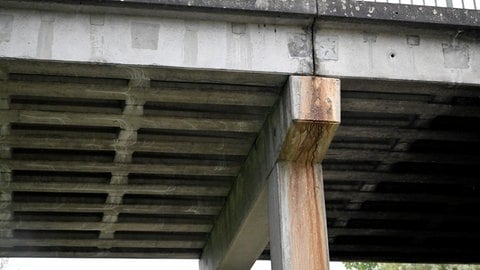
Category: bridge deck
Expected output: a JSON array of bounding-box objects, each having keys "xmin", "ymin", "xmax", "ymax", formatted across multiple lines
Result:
[
  {"xmin": 0, "ymin": 0, "xmax": 480, "ymax": 266},
  {"xmin": 0, "ymin": 59, "xmax": 479, "ymax": 263}
]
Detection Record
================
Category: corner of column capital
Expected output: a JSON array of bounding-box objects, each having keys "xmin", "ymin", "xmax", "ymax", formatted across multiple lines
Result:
[
  {"xmin": 280, "ymin": 76, "xmax": 341, "ymax": 163},
  {"xmin": 288, "ymin": 76, "xmax": 341, "ymax": 124}
]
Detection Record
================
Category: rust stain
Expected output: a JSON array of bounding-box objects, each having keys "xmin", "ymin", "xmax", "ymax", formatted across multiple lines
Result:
[
  {"xmin": 288, "ymin": 162, "xmax": 329, "ymax": 269},
  {"xmin": 281, "ymin": 76, "xmax": 340, "ymax": 162},
  {"xmin": 280, "ymin": 122, "xmax": 338, "ymax": 163},
  {"xmin": 278, "ymin": 76, "xmax": 339, "ymax": 268},
  {"xmin": 297, "ymin": 77, "xmax": 340, "ymax": 123}
]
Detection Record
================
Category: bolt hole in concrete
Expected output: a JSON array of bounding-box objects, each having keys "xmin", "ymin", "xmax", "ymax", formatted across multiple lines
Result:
[{"xmin": 390, "ymin": 53, "xmax": 396, "ymax": 58}]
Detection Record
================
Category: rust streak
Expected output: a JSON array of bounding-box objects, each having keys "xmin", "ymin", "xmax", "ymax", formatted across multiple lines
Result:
[
  {"xmin": 297, "ymin": 77, "xmax": 340, "ymax": 123},
  {"xmin": 278, "ymin": 76, "xmax": 338, "ymax": 269},
  {"xmin": 288, "ymin": 162, "xmax": 329, "ymax": 269}
]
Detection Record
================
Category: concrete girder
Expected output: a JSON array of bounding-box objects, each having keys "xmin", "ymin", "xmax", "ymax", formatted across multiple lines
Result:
[
  {"xmin": 1, "ymin": 7, "xmax": 479, "ymax": 85},
  {"xmin": 315, "ymin": 21, "xmax": 480, "ymax": 85},
  {"xmin": 0, "ymin": 8, "xmax": 312, "ymax": 75}
]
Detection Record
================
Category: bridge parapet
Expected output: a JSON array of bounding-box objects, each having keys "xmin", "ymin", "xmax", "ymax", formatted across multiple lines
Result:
[
  {"xmin": 318, "ymin": 0, "xmax": 480, "ymax": 28},
  {"xmin": 362, "ymin": 0, "xmax": 479, "ymax": 10}
]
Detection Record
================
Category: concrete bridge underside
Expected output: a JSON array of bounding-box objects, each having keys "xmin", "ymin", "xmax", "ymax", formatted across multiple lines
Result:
[{"xmin": 0, "ymin": 1, "xmax": 479, "ymax": 269}]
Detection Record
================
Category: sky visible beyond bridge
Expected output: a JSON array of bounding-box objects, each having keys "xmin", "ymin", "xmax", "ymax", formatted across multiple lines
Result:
[{"xmin": 1, "ymin": 258, "xmax": 346, "ymax": 270}]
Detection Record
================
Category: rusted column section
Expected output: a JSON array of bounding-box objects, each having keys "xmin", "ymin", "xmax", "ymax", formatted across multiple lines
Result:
[
  {"xmin": 199, "ymin": 76, "xmax": 339, "ymax": 270},
  {"xmin": 269, "ymin": 77, "xmax": 340, "ymax": 270}
]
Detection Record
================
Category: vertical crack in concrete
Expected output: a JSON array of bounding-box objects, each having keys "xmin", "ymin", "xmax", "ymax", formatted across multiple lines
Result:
[
  {"xmin": 310, "ymin": 17, "xmax": 317, "ymax": 75},
  {"xmin": 311, "ymin": 0, "xmax": 319, "ymax": 75}
]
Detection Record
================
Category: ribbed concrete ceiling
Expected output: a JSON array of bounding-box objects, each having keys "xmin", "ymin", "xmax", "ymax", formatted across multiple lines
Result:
[
  {"xmin": 1, "ymin": 60, "xmax": 480, "ymax": 263},
  {"xmin": 323, "ymin": 79, "xmax": 480, "ymax": 263},
  {"xmin": 0, "ymin": 60, "xmax": 282, "ymax": 258}
]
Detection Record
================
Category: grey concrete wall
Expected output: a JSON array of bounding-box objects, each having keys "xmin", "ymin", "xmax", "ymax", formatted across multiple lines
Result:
[
  {"xmin": 0, "ymin": 8, "xmax": 313, "ymax": 74},
  {"xmin": 1, "ymin": 4, "xmax": 479, "ymax": 85},
  {"xmin": 315, "ymin": 21, "xmax": 480, "ymax": 85}
]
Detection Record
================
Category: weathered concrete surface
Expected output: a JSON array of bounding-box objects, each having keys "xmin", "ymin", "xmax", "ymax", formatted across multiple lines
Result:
[
  {"xmin": 5, "ymin": 0, "xmax": 317, "ymax": 15},
  {"xmin": 102, "ymin": 0, "xmax": 317, "ymax": 14},
  {"xmin": 3, "ymin": 3, "xmax": 480, "ymax": 81},
  {"xmin": 5, "ymin": 0, "xmax": 480, "ymax": 30},
  {"xmin": 0, "ymin": 58, "xmax": 288, "ymax": 87},
  {"xmin": 315, "ymin": 21, "xmax": 480, "ymax": 85},
  {"xmin": 0, "ymin": 0, "xmax": 316, "ymax": 26},
  {"xmin": 269, "ymin": 162, "xmax": 330, "ymax": 270},
  {"xmin": 268, "ymin": 77, "xmax": 339, "ymax": 270},
  {"xmin": 0, "ymin": 8, "xmax": 313, "ymax": 74},
  {"xmin": 199, "ymin": 76, "xmax": 340, "ymax": 270},
  {"xmin": 317, "ymin": 0, "xmax": 480, "ymax": 28}
]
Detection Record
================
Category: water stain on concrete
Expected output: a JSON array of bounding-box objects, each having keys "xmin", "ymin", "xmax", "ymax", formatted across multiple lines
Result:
[
  {"xmin": 227, "ymin": 22, "xmax": 252, "ymax": 69},
  {"xmin": 90, "ymin": 14, "xmax": 105, "ymax": 61},
  {"xmin": 0, "ymin": 14, "xmax": 13, "ymax": 43},
  {"xmin": 443, "ymin": 43, "xmax": 470, "ymax": 69},
  {"xmin": 36, "ymin": 14, "xmax": 55, "ymax": 59},
  {"xmin": 183, "ymin": 22, "xmax": 198, "ymax": 66},
  {"xmin": 131, "ymin": 22, "xmax": 159, "ymax": 50}
]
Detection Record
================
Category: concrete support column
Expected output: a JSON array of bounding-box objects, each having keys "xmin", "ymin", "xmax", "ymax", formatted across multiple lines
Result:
[
  {"xmin": 268, "ymin": 77, "xmax": 338, "ymax": 270},
  {"xmin": 269, "ymin": 162, "xmax": 329, "ymax": 270},
  {"xmin": 200, "ymin": 76, "xmax": 340, "ymax": 270}
]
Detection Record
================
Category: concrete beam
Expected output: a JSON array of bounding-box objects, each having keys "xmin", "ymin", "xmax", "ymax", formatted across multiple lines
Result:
[
  {"xmin": 315, "ymin": 21, "xmax": 480, "ymax": 85},
  {"xmin": 0, "ymin": 58, "xmax": 287, "ymax": 88},
  {"xmin": 0, "ymin": 182, "xmax": 229, "ymax": 197},
  {"xmin": 3, "ymin": 3, "xmax": 479, "ymax": 86},
  {"xmin": 3, "ymin": 160, "xmax": 239, "ymax": 176},
  {"xmin": 0, "ymin": 83, "xmax": 13, "ymax": 240},
  {"xmin": 0, "ymin": 8, "xmax": 312, "ymax": 74},
  {"xmin": 0, "ymin": 110, "xmax": 263, "ymax": 132},
  {"xmin": 0, "ymin": 220, "xmax": 212, "ymax": 233},
  {"xmin": 200, "ymin": 76, "xmax": 340, "ymax": 270},
  {"xmin": 0, "ymin": 136, "xmax": 251, "ymax": 156},
  {"xmin": 7, "ymin": 202, "xmax": 222, "ymax": 216},
  {"xmin": 2, "ymin": 80, "xmax": 278, "ymax": 107}
]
